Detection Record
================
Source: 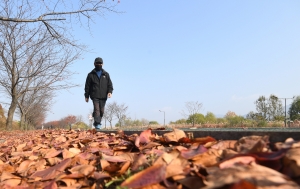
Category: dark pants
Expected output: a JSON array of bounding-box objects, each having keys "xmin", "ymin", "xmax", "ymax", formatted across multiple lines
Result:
[{"xmin": 92, "ymin": 98, "xmax": 106, "ymax": 125}]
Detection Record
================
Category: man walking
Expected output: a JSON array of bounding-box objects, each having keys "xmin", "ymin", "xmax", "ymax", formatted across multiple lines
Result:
[{"xmin": 84, "ymin": 57, "xmax": 113, "ymax": 129}]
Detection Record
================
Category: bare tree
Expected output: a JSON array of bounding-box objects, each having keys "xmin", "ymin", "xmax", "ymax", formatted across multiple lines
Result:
[
  {"xmin": 0, "ymin": 19, "xmax": 81, "ymax": 129},
  {"xmin": 115, "ymin": 103, "xmax": 128, "ymax": 127},
  {"xmin": 105, "ymin": 102, "xmax": 117, "ymax": 128},
  {"xmin": 76, "ymin": 115, "xmax": 83, "ymax": 123},
  {"xmin": 23, "ymin": 101, "xmax": 48, "ymax": 130},
  {"xmin": 17, "ymin": 88, "xmax": 53, "ymax": 130},
  {"xmin": 102, "ymin": 112, "xmax": 109, "ymax": 129},
  {"xmin": 0, "ymin": 0, "xmax": 119, "ymax": 130},
  {"xmin": 0, "ymin": 0, "xmax": 119, "ymax": 39},
  {"xmin": 181, "ymin": 101, "xmax": 203, "ymax": 127}
]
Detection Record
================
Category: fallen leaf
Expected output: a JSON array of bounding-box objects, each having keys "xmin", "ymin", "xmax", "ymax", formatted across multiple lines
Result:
[
  {"xmin": 30, "ymin": 158, "xmax": 72, "ymax": 181},
  {"xmin": 211, "ymin": 140, "xmax": 237, "ymax": 150},
  {"xmin": 163, "ymin": 129, "xmax": 186, "ymax": 143},
  {"xmin": 180, "ymin": 144, "xmax": 207, "ymax": 159},
  {"xmin": 139, "ymin": 129, "xmax": 153, "ymax": 144},
  {"xmin": 121, "ymin": 163, "xmax": 166, "ymax": 188},
  {"xmin": 69, "ymin": 164, "xmax": 95, "ymax": 176}
]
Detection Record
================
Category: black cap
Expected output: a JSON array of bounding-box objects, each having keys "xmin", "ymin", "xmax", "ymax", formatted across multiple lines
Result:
[{"xmin": 94, "ymin": 57, "xmax": 103, "ymax": 64}]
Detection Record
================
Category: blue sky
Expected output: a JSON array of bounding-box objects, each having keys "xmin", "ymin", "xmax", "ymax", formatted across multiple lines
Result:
[{"xmin": 46, "ymin": 0, "xmax": 300, "ymax": 125}]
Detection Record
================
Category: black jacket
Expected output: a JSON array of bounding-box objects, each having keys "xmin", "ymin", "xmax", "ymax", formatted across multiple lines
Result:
[{"xmin": 84, "ymin": 69, "xmax": 113, "ymax": 100}]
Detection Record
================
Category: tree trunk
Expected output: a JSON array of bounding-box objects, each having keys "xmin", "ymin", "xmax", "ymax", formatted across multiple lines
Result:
[
  {"xmin": 20, "ymin": 113, "xmax": 26, "ymax": 130},
  {"xmin": 6, "ymin": 97, "xmax": 18, "ymax": 130}
]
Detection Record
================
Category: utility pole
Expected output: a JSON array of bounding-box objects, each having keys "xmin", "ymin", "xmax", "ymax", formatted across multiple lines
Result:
[
  {"xmin": 159, "ymin": 110, "xmax": 165, "ymax": 126},
  {"xmin": 279, "ymin": 97, "xmax": 294, "ymax": 127}
]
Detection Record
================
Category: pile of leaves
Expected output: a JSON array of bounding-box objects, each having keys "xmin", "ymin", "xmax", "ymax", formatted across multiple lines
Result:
[{"xmin": 0, "ymin": 128, "xmax": 299, "ymax": 189}]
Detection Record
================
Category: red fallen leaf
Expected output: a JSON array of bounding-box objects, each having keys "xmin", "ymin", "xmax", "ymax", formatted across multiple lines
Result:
[
  {"xmin": 121, "ymin": 163, "xmax": 166, "ymax": 188},
  {"xmin": 180, "ymin": 144, "xmax": 207, "ymax": 159},
  {"xmin": 222, "ymin": 149, "xmax": 287, "ymax": 171},
  {"xmin": 117, "ymin": 161, "xmax": 131, "ymax": 175},
  {"xmin": 192, "ymin": 136, "xmax": 217, "ymax": 144},
  {"xmin": 80, "ymin": 138, "xmax": 93, "ymax": 144},
  {"xmin": 58, "ymin": 172, "xmax": 85, "ymax": 179},
  {"xmin": 228, "ymin": 179, "xmax": 257, "ymax": 189},
  {"xmin": 139, "ymin": 129, "xmax": 153, "ymax": 144},
  {"xmin": 103, "ymin": 162, "xmax": 121, "ymax": 174},
  {"xmin": 30, "ymin": 158, "xmax": 72, "ymax": 181},
  {"xmin": 178, "ymin": 137, "xmax": 191, "ymax": 143}
]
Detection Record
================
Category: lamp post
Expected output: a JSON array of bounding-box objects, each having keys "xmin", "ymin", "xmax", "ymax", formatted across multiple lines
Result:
[
  {"xmin": 279, "ymin": 97, "xmax": 294, "ymax": 127},
  {"xmin": 159, "ymin": 110, "xmax": 165, "ymax": 126}
]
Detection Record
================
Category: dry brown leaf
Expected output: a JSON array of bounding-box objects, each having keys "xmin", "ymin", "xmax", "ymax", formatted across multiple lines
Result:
[
  {"xmin": 43, "ymin": 148, "xmax": 62, "ymax": 158},
  {"xmin": 180, "ymin": 144, "xmax": 207, "ymax": 159},
  {"xmin": 47, "ymin": 157, "xmax": 62, "ymax": 166},
  {"xmin": 211, "ymin": 140, "xmax": 237, "ymax": 150},
  {"xmin": 0, "ymin": 164, "xmax": 15, "ymax": 174},
  {"xmin": 93, "ymin": 171, "xmax": 111, "ymax": 180},
  {"xmin": 139, "ymin": 129, "xmax": 153, "ymax": 144},
  {"xmin": 69, "ymin": 148, "xmax": 81, "ymax": 155},
  {"xmin": 0, "ymin": 129, "xmax": 300, "ymax": 188},
  {"xmin": 55, "ymin": 135, "xmax": 67, "ymax": 143},
  {"xmin": 204, "ymin": 162, "xmax": 299, "ymax": 189},
  {"xmin": 62, "ymin": 148, "xmax": 76, "ymax": 159},
  {"xmin": 163, "ymin": 129, "xmax": 186, "ymax": 143},
  {"xmin": 16, "ymin": 159, "xmax": 33, "ymax": 175},
  {"xmin": 30, "ymin": 158, "xmax": 72, "ymax": 181},
  {"xmin": 192, "ymin": 148, "xmax": 223, "ymax": 167},
  {"xmin": 176, "ymin": 176, "xmax": 205, "ymax": 189},
  {"xmin": 57, "ymin": 178, "xmax": 78, "ymax": 187},
  {"xmin": 236, "ymin": 135, "xmax": 269, "ymax": 153},
  {"xmin": 16, "ymin": 143, "xmax": 26, "ymax": 152},
  {"xmin": 102, "ymin": 153, "xmax": 134, "ymax": 163},
  {"xmin": 139, "ymin": 142, "xmax": 162, "ymax": 151},
  {"xmin": 131, "ymin": 154, "xmax": 148, "ymax": 171},
  {"xmin": 282, "ymin": 147, "xmax": 300, "ymax": 178},
  {"xmin": 117, "ymin": 161, "xmax": 131, "ymax": 175},
  {"xmin": 121, "ymin": 163, "xmax": 167, "ymax": 188},
  {"xmin": 0, "ymin": 178, "xmax": 21, "ymax": 187},
  {"xmin": 1, "ymin": 171, "xmax": 21, "ymax": 182},
  {"xmin": 219, "ymin": 156, "xmax": 256, "ymax": 169},
  {"xmin": 69, "ymin": 164, "xmax": 95, "ymax": 176}
]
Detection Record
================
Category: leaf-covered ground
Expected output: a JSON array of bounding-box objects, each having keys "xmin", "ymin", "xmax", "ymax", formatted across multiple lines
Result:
[{"xmin": 0, "ymin": 128, "xmax": 299, "ymax": 189}]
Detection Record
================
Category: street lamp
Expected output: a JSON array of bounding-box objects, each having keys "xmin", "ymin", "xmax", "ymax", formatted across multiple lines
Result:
[
  {"xmin": 159, "ymin": 110, "xmax": 165, "ymax": 126},
  {"xmin": 279, "ymin": 96, "xmax": 294, "ymax": 127}
]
